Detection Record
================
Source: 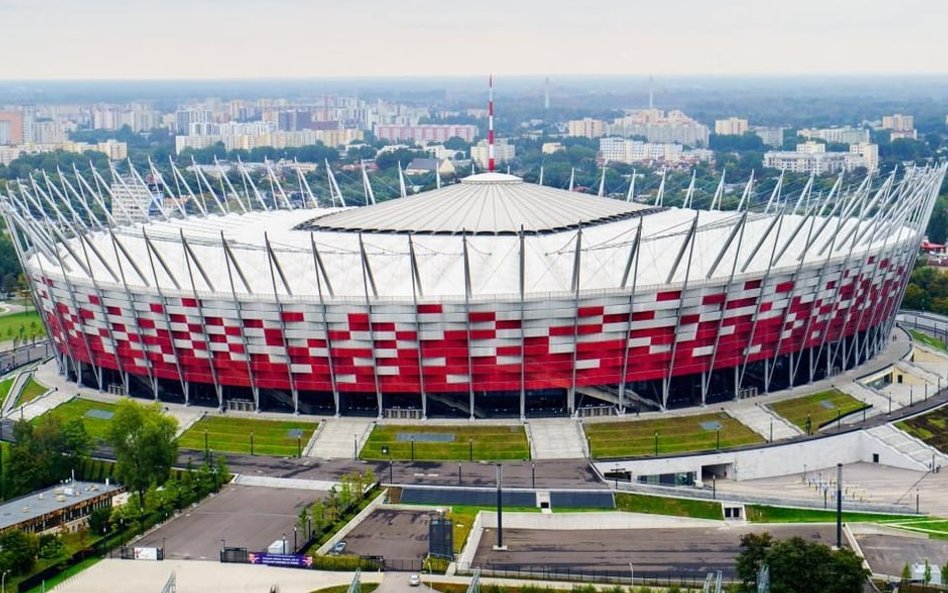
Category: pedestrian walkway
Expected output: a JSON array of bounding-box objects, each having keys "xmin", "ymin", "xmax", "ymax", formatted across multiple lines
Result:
[
  {"xmin": 728, "ymin": 401, "xmax": 802, "ymax": 441},
  {"xmin": 309, "ymin": 417, "xmax": 374, "ymax": 460},
  {"xmin": 528, "ymin": 418, "xmax": 588, "ymax": 459},
  {"xmin": 866, "ymin": 424, "xmax": 948, "ymax": 472},
  {"xmin": 231, "ymin": 474, "xmax": 337, "ymax": 491}
]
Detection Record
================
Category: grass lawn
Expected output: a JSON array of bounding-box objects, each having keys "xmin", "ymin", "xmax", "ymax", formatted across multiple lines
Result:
[
  {"xmin": 583, "ymin": 412, "xmax": 763, "ymax": 458},
  {"xmin": 897, "ymin": 406, "xmax": 948, "ymax": 453},
  {"xmin": 767, "ymin": 389, "xmax": 867, "ymax": 432},
  {"xmin": 36, "ymin": 397, "xmax": 119, "ymax": 442},
  {"xmin": 0, "ymin": 310, "xmax": 44, "ymax": 342},
  {"xmin": 445, "ymin": 505, "xmax": 540, "ymax": 555},
  {"xmin": 879, "ymin": 518, "xmax": 948, "ymax": 540},
  {"xmin": 745, "ymin": 504, "xmax": 918, "ymax": 523},
  {"xmin": 910, "ymin": 329, "xmax": 948, "ymax": 352},
  {"xmin": 178, "ymin": 415, "xmax": 318, "ymax": 457},
  {"xmin": 16, "ymin": 375, "xmax": 49, "ymax": 406},
  {"xmin": 614, "ymin": 492, "xmax": 723, "ymax": 521},
  {"xmin": 0, "ymin": 377, "xmax": 13, "ymax": 406},
  {"xmin": 360, "ymin": 424, "xmax": 530, "ymax": 461},
  {"xmin": 20, "ymin": 557, "xmax": 102, "ymax": 593}
]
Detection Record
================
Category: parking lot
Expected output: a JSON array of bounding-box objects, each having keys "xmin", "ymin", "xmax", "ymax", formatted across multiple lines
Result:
[
  {"xmin": 857, "ymin": 533, "xmax": 948, "ymax": 577},
  {"xmin": 343, "ymin": 509, "xmax": 432, "ymax": 561},
  {"xmin": 135, "ymin": 485, "xmax": 323, "ymax": 560},
  {"xmin": 473, "ymin": 524, "xmax": 841, "ymax": 579}
]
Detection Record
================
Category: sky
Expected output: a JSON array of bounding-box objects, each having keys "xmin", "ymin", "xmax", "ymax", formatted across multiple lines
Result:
[{"xmin": 0, "ymin": 0, "xmax": 946, "ymax": 80}]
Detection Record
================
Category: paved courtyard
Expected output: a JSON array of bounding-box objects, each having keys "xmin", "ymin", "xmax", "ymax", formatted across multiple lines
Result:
[{"xmin": 135, "ymin": 485, "xmax": 323, "ymax": 560}]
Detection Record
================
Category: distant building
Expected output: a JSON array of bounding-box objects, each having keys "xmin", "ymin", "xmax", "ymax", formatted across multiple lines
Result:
[
  {"xmin": 599, "ymin": 137, "xmax": 712, "ymax": 166},
  {"xmin": 889, "ymin": 129, "xmax": 918, "ymax": 141},
  {"xmin": 404, "ymin": 158, "xmax": 456, "ymax": 177},
  {"xmin": 0, "ymin": 480, "xmax": 123, "ymax": 536},
  {"xmin": 881, "ymin": 114, "xmax": 914, "ymax": 131},
  {"xmin": 424, "ymin": 145, "xmax": 462, "ymax": 161},
  {"xmin": 541, "ymin": 142, "xmax": 565, "ymax": 154},
  {"xmin": 764, "ymin": 141, "xmax": 878, "ymax": 174},
  {"xmin": 799, "ymin": 126, "xmax": 869, "ymax": 145},
  {"xmin": 714, "ymin": 118, "xmax": 749, "ymax": 136},
  {"xmin": 752, "ymin": 126, "xmax": 785, "ymax": 148},
  {"xmin": 110, "ymin": 177, "xmax": 161, "ymax": 224},
  {"xmin": 0, "ymin": 111, "xmax": 24, "ymax": 145},
  {"xmin": 470, "ymin": 139, "xmax": 515, "ymax": 168},
  {"xmin": 174, "ymin": 128, "xmax": 363, "ymax": 155},
  {"xmin": 96, "ymin": 139, "xmax": 128, "ymax": 161},
  {"xmin": 566, "ymin": 118, "xmax": 607, "ymax": 139},
  {"xmin": 373, "ymin": 124, "xmax": 478, "ymax": 144},
  {"xmin": 608, "ymin": 109, "xmax": 709, "ymax": 147}
]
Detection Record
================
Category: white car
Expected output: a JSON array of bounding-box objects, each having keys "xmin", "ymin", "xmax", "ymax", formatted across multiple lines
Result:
[{"xmin": 408, "ymin": 574, "xmax": 421, "ymax": 587}]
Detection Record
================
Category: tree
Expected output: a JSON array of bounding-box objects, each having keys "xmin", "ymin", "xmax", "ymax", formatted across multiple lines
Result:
[
  {"xmin": 735, "ymin": 535, "xmax": 867, "ymax": 593},
  {"xmin": 0, "ymin": 529, "xmax": 39, "ymax": 575},
  {"xmin": 105, "ymin": 399, "xmax": 178, "ymax": 507},
  {"xmin": 924, "ymin": 559, "xmax": 932, "ymax": 584},
  {"xmin": 62, "ymin": 418, "xmax": 92, "ymax": 470}
]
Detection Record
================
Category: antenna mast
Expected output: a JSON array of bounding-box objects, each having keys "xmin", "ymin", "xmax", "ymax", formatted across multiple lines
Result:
[{"xmin": 488, "ymin": 74, "xmax": 495, "ymax": 172}]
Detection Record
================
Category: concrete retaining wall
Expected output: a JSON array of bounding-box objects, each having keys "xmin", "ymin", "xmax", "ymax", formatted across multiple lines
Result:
[
  {"xmin": 477, "ymin": 510, "xmax": 719, "ymax": 530},
  {"xmin": 596, "ymin": 429, "xmax": 926, "ymax": 483}
]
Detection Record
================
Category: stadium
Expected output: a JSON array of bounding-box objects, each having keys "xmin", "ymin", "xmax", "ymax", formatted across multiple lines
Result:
[{"xmin": 1, "ymin": 163, "xmax": 945, "ymax": 419}]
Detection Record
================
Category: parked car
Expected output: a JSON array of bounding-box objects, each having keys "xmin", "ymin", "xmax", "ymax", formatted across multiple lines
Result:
[
  {"xmin": 330, "ymin": 541, "xmax": 347, "ymax": 555},
  {"xmin": 408, "ymin": 574, "xmax": 421, "ymax": 587}
]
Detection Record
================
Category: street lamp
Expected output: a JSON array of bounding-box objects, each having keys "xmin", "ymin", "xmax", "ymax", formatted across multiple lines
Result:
[
  {"xmin": 250, "ymin": 431, "xmax": 254, "ymax": 456},
  {"xmin": 531, "ymin": 462, "xmax": 536, "ymax": 490},
  {"xmin": 282, "ymin": 532, "xmax": 287, "ymax": 554},
  {"xmin": 628, "ymin": 562, "xmax": 634, "ymax": 586},
  {"xmin": 294, "ymin": 526, "xmax": 298, "ymax": 553},
  {"xmin": 2, "ymin": 569, "xmax": 10, "ymax": 593},
  {"xmin": 469, "ymin": 438, "xmax": 473, "ymax": 462},
  {"xmin": 654, "ymin": 431, "xmax": 659, "ymax": 457}
]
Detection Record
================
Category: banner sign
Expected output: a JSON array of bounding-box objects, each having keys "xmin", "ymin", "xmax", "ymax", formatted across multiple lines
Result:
[
  {"xmin": 248, "ymin": 553, "xmax": 313, "ymax": 568},
  {"xmin": 133, "ymin": 547, "xmax": 160, "ymax": 561}
]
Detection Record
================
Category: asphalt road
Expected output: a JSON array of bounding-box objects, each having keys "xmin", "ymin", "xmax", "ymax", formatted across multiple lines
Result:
[
  {"xmin": 134, "ymin": 484, "xmax": 323, "ymax": 560},
  {"xmin": 202, "ymin": 453, "xmax": 605, "ymax": 490},
  {"xmin": 473, "ymin": 524, "xmax": 842, "ymax": 580}
]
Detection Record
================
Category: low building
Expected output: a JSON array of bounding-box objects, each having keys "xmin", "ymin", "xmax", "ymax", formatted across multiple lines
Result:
[
  {"xmin": 0, "ymin": 480, "xmax": 124, "ymax": 535},
  {"xmin": 763, "ymin": 141, "xmax": 878, "ymax": 174},
  {"xmin": 541, "ymin": 142, "xmax": 564, "ymax": 154},
  {"xmin": 404, "ymin": 158, "xmax": 456, "ymax": 176},
  {"xmin": 599, "ymin": 137, "xmax": 711, "ymax": 167},
  {"xmin": 799, "ymin": 126, "xmax": 870, "ymax": 145},
  {"xmin": 882, "ymin": 114, "xmax": 914, "ymax": 131},
  {"xmin": 470, "ymin": 139, "xmax": 515, "ymax": 168},
  {"xmin": 753, "ymin": 126, "xmax": 784, "ymax": 148}
]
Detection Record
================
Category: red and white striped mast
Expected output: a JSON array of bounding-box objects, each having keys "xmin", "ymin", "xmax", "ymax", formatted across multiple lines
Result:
[{"xmin": 488, "ymin": 74, "xmax": 495, "ymax": 172}]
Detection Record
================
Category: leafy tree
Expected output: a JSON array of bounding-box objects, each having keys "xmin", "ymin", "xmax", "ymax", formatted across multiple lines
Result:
[
  {"xmin": 62, "ymin": 418, "xmax": 93, "ymax": 470},
  {"xmin": 105, "ymin": 399, "xmax": 178, "ymax": 507},
  {"xmin": 88, "ymin": 506, "xmax": 112, "ymax": 536},
  {"xmin": 0, "ymin": 529, "xmax": 39, "ymax": 575},
  {"xmin": 37, "ymin": 533, "xmax": 64, "ymax": 559},
  {"xmin": 924, "ymin": 559, "xmax": 932, "ymax": 584},
  {"xmin": 736, "ymin": 534, "xmax": 867, "ymax": 593},
  {"xmin": 901, "ymin": 563, "xmax": 911, "ymax": 581}
]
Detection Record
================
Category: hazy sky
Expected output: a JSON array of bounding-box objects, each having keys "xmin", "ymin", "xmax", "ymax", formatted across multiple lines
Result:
[{"xmin": 0, "ymin": 0, "xmax": 945, "ymax": 79}]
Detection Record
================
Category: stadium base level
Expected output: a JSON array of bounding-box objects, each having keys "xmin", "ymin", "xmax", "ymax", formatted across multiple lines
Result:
[{"xmin": 60, "ymin": 329, "xmax": 881, "ymax": 419}]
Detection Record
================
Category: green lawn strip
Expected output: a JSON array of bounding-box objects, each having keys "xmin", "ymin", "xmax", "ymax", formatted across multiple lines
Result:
[
  {"xmin": 360, "ymin": 425, "xmax": 530, "ymax": 461},
  {"xmin": 444, "ymin": 505, "xmax": 540, "ymax": 555},
  {"xmin": 896, "ymin": 406, "xmax": 948, "ymax": 453},
  {"xmin": 910, "ymin": 329, "xmax": 948, "ymax": 352},
  {"xmin": 178, "ymin": 415, "xmax": 318, "ymax": 456},
  {"xmin": 0, "ymin": 310, "xmax": 44, "ymax": 342},
  {"xmin": 0, "ymin": 377, "xmax": 13, "ymax": 406},
  {"xmin": 35, "ymin": 397, "xmax": 118, "ymax": 442},
  {"xmin": 16, "ymin": 376, "xmax": 49, "ymax": 406},
  {"xmin": 614, "ymin": 492, "xmax": 723, "ymax": 521},
  {"xmin": 20, "ymin": 556, "xmax": 102, "ymax": 593},
  {"xmin": 584, "ymin": 412, "xmax": 763, "ymax": 458},
  {"xmin": 767, "ymin": 389, "xmax": 867, "ymax": 431},
  {"xmin": 745, "ymin": 504, "xmax": 918, "ymax": 523},
  {"xmin": 308, "ymin": 585, "xmax": 379, "ymax": 593}
]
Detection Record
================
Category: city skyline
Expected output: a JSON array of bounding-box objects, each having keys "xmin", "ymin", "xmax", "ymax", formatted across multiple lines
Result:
[{"xmin": 0, "ymin": 0, "xmax": 946, "ymax": 80}]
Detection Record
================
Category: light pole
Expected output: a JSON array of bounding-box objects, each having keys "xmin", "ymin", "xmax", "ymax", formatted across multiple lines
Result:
[
  {"xmin": 531, "ymin": 462, "xmax": 536, "ymax": 490},
  {"xmin": 2, "ymin": 568, "xmax": 10, "ymax": 593},
  {"xmin": 250, "ymin": 431, "xmax": 254, "ymax": 456},
  {"xmin": 469, "ymin": 438, "xmax": 473, "ymax": 462},
  {"xmin": 353, "ymin": 434, "xmax": 358, "ymax": 460},
  {"xmin": 458, "ymin": 461, "xmax": 462, "ymax": 485},
  {"xmin": 282, "ymin": 532, "xmax": 287, "ymax": 554},
  {"xmin": 628, "ymin": 562, "xmax": 634, "ymax": 586},
  {"xmin": 716, "ymin": 428, "xmax": 721, "ymax": 451},
  {"xmin": 654, "ymin": 431, "xmax": 659, "ymax": 456},
  {"xmin": 204, "ymin": 428, "xmax": 209, "ymax": 461},
  {"xmin": 294, "ymin": 526, "xmax": 298, "ymax": 553}
]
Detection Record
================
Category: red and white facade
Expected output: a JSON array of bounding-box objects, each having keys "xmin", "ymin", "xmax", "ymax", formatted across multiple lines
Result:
[{"xmin": 2, "ymin": 164, "xmax": 944, "ymax": 418}]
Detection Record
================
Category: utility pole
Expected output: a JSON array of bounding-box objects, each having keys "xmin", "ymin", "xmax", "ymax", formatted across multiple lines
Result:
[{"xmin": 836, "ymin": 463, "xmax": 843, "ymax": 549}]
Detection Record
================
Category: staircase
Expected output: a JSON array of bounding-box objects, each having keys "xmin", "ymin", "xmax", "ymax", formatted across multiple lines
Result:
[
  {"xmin": 730, "ymin": 402, "xmax": 802, "ymax": 441},
  {"xmin": 527, "ymin": 418, "xmax": 588, "ymax": 459},
  {"xmin": 866, "ymin": 424, "xmax": 948, "ymax": 471},
  {"xmin": 307, "ymin": 417, "xmax": 374, "ymax": 460},
  {"xmin": 840, "ymin": 383, "xmax": 891, "ymax": 418}
]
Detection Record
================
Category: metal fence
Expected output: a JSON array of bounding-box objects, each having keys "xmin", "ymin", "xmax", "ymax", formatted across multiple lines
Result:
[
  {"xmin": 456, "ymin": 563, "xmax": 732, "ymax": 588},
  {"xmin": 0, "ymin": 341, "xmax": 51, "ymax": 374}
]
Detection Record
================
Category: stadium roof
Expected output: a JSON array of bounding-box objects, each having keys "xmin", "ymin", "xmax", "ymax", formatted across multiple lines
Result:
[{"xmin": 300, "ymin": 172, "xmax": 655, "ymax": 235}]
